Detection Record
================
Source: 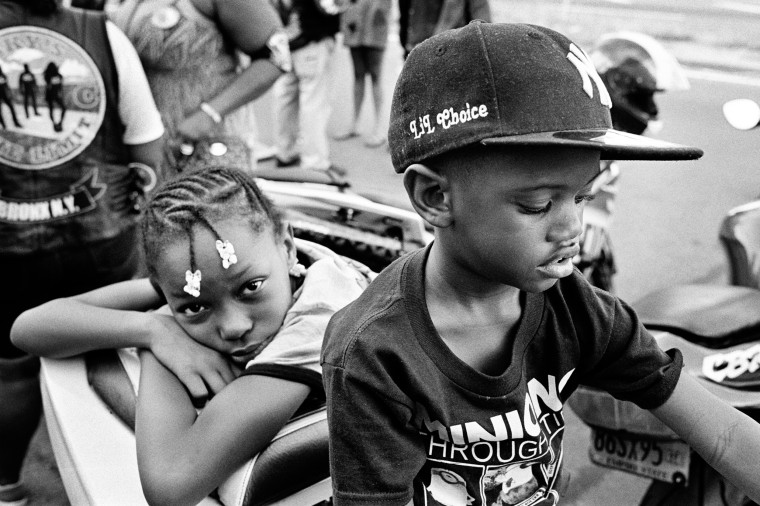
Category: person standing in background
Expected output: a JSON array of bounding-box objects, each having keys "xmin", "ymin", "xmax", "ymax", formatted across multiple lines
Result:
[
  {"xmin": 272, "ymin": 0, "xmax": 347, "ymax": 175},
  {"xmin": 111, "ymin": 0, "xmax": 291, "ymax": 181},
  {"xmin": 0, "ymin": 65, "xmax": 21, "ymax": 129},
  {"xmin": 398, "ymin": 0, "xmax": 491, "ymax": 57},
  {"xmin": 0, "ymin": 1, "xmax": 163, "ymax": 505},
  {"xmin": 18, "ymin": 65, "xmax": 40, "ymax": 120},
  {"xmin": 336, "ymin": 0, "xmax": 391, "ymax": 148}
]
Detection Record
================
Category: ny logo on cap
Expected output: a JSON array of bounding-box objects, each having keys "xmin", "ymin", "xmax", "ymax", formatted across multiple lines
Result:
[{"xmin": 567, "ymin": 44, "xmax": 612, "ymax": 108}]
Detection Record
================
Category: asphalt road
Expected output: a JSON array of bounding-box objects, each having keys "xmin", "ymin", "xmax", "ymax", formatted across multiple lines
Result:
[{"xmin": 20, "ymin": 1, "xmax": 760, "ymax": 504}]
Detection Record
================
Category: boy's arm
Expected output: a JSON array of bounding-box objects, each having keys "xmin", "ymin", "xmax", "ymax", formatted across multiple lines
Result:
[
  {"xmin": 11, "ymin": 279, "xmax": 235, "ymax": 400},
  {"xmin": 651, "ymin": 371, "xmax": 760, "ymax": 502},
  {"xmin": 324, "ymin": 362, "xmax": 426, "ymax": 506},
  {"xmin": 136, "ymin": 351, "xmax": 310, "ymax": 506}
]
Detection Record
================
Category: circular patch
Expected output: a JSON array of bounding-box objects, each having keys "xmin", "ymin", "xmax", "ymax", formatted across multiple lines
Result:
[
  {"xmin": 0, "ymin": 26, "xmax": 106, "ymax": 170},
  {"xmin": 208, "ymin": 142, "xmax": 228, "ymax": 157},
  {"xmin": 151, "ymin": 6, "xmax": 181, "ymax": 29}
]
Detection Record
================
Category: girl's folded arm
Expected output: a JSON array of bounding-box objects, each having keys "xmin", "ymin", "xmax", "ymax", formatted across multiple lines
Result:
[
  {"xmin": 136, "ymin": 350, "xmax": 310, "ymax": 506},
  {"xmin": 11, "ymin": 279, "xmax": 235, "ymax": 400},
  {"xmin": 10, "ymin": 278, "xmax": 163, "ymax": 358}
]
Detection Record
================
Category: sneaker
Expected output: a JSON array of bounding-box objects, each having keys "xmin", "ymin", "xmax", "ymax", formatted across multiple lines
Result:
[
  {"xmin": 323, "ymin": 164, "xmax": 347, "ymax": 177},
  {"xmin": 0, "ymin": 481, "xmax": 28, "ymax": 506},
  {"xmin": 332, "ymin": 130, "xmax": 359, "ymax": 141},
  {"xmin": 275, "ymin": 155, "xmax": 300, "ymax": 168},
  {"xmin": 363, "ymin": 134, "xmax": 386, "ymax": 148},
  {"xmin": 253, "ymin": 142, "xmax": 277, "ymax": 162}
]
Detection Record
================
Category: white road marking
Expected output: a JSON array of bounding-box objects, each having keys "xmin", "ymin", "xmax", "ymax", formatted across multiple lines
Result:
[
  {"xmin": 571, "ymin": 5, "xmax": 685, "ymax": 21},
  {"xmin": 715, "ymin": 1, "xmax": 760, "ymax": 15},
  {"xmin": 686, "ymin": 68, "xmax": 760, "ymax": 87}
]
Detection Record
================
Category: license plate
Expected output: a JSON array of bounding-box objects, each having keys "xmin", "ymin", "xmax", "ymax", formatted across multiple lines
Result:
[{"xmin": 588, "ymin": 427, "xmax": 691, "ymax": 484}]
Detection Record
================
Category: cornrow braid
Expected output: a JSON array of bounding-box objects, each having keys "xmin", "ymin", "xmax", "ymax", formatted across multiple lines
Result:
[{"xmin": 141, "ymin": 166, "xmax": 283, "ymax": 283}]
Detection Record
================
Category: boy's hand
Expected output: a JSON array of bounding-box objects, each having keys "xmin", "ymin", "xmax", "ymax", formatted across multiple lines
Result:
[{"xmin": 148, "ymin": 308, "xmax": 236, "ymax": 404}]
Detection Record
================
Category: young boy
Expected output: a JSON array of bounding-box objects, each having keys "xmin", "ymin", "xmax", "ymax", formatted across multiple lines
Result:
[{"xmin": 321, "ymin": 21, "xmax": 760, "ymax": 506}]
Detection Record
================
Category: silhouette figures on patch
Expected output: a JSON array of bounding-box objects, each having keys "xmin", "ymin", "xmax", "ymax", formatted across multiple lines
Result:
[
  {"xmin": 0, "ymin": 65, "xmax": 22, "ymax": 129},
  {"xmin": 44, "ymin": 62, "xmax": 66, "ymax": 132},
  {"xmin": 19, "ymin": 64, "xmax": 41, "ymax": 119}
]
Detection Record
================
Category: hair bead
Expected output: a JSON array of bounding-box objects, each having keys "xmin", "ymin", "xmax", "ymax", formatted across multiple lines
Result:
[{"xmin": 215, "ymin": 239, "xmax": 238, "ymax": 269}]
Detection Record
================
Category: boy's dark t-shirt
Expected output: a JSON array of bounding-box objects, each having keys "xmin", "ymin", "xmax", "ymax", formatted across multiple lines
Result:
[{"xmin": 322, "ymin": 246, "xmax": 682, "ymax": 506}]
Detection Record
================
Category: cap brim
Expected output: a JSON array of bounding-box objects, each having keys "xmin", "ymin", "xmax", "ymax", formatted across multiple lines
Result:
[{"xmin": 481, "ymin": 129, "xmax": 703, "ymax": 160}]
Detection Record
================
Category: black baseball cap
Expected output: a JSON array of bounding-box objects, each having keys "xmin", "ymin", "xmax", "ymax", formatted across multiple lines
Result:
[{"xmin": 388, "ymin": 21, "xmax": 703, "ymax": 173}]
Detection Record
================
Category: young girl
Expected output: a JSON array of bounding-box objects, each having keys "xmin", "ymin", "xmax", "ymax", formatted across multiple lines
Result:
[{"xmin": 11, "ymin": 166, "xmax": 373, "ymax": 505}]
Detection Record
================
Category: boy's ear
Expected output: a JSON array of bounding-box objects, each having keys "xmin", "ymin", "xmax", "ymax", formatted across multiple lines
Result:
[
  {"xmin": 403, "ymin": 163, "xmax": 453, "ymax": 228},
  {"xmin": 280, "ymin": 222, "xmax": 298, "ymax": 267}
]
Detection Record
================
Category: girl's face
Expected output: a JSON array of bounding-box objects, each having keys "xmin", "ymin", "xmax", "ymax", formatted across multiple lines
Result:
[
  {"xmin": 154, "ymin": 219, "xmax": 297, "ymax": 366},
  {"xmin": 440, "ymin": 146, "xmax": 601, "ymax": 294}
]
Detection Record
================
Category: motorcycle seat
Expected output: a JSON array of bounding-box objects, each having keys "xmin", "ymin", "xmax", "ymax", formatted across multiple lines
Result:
[
  {"xmin": 633, "ymin": 284, "xmax": 760, "ymax": 348},
  {"xmin": 85, "ymin": 349, "xmax": 330, "ymax": 506}
]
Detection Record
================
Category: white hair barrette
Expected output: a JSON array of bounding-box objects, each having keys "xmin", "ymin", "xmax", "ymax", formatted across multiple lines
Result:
[
  {"xmin": 184, "ymin": 269, "xmax": 202, "ymax": 297},
  {"xmin": 215, "ymin": 239, "xmax": 238, "ymax": 269},
  {"xmin": 289, "ymin": 262, "xmax": 307, "ymax": 278}
]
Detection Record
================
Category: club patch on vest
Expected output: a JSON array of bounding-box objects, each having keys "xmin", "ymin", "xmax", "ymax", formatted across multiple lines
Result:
[
  {"xmin": 0, "ymin": 26, "xmax": 106, "ymax": 170},
  {"xmin": 0, "ymin": 168, "xmax": 105, "ymax": 223}
]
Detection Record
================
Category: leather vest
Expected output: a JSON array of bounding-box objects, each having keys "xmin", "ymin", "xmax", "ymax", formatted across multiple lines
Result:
[{"xmin": 0, "ymin": 3, "xmax": 133, "ymax": 255}]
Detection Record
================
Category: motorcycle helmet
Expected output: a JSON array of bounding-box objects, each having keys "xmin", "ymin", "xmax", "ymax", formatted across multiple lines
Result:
[{"xmin": 591, "ymin": 32, "xmax": 690, "ymax": 135}]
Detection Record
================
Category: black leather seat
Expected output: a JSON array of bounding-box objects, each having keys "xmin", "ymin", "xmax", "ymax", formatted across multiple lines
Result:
[{"xmin": 633, "ymin": 284, "xmax": 760, "ymax": 348}]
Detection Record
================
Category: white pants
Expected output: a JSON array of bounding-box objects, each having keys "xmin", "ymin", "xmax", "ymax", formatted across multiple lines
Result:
[{"xmin": 274, "ymin": 37, "xmax": 335, "ymax": 170}]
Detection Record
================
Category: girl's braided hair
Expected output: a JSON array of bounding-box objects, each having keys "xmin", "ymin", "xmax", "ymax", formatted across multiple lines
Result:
[{"xmin": 141, "ymin": 166, "xmax": 283, "ymax": 278}]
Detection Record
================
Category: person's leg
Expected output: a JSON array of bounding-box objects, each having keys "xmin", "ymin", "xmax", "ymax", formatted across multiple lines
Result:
[
  {"xmin": 54, "ymin": 97, "xmax": 66, "ymax": 132},
  {"xmin": 364, "ymin": 47, "xmax": 386, "ymax": 147},
  {"xmin": 335, "ymin": 47, "xmax": 366, "ymax": 140},
  {"xmin": 3, "ymin": 99, "xmax": 20, "ymax": 128},
  {"xmin": 0, "ymin": 227, "xmax": 140, "ymax": 503},
  {"xmin": 272, "ymin": 68, "xmax": 301, "ymax": 166},
  {"xmin": 0, "ymin": 354, "xmax": 40, "ymax": 503},
  {"xmin": 31, "ymin": 91, "xmax": 38, "ymax": 116},
  {"xmin": 293, "ymin": 38, "xmax": 335, "ymax": 171},
  {"xmin": 0, "ymin": 258, "xmax": 41, "ymax": 506}
]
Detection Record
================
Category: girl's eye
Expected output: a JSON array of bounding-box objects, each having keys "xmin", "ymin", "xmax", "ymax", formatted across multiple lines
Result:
[
  {"xmin": 520, "ymin": 202, "xmax": 552, "ymax": 215},
  {"xmin": 180, "ymin": 303, "xmax": 207, "ymax": 316},
  {"xmin": 575, "ymin": 194, "xmax": 596, "ymax": 205},
  {"xmin": 242, "ymin": 279, "xmax": 264, "ymax": 294}
]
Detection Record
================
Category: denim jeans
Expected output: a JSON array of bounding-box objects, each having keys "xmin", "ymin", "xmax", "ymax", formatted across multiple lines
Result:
[{"xmin": 273, "ymin": 37, "xmax": 336, "ymax": 170}]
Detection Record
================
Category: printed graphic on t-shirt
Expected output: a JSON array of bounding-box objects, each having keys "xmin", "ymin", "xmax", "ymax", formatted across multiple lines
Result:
[
  {"xmin": 418, "ymin": 373, "xmax": 573, "ymax": 506},
  {"xmin": 0, "ymin": 26, "xmax": 106, "ymax": 170}
]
